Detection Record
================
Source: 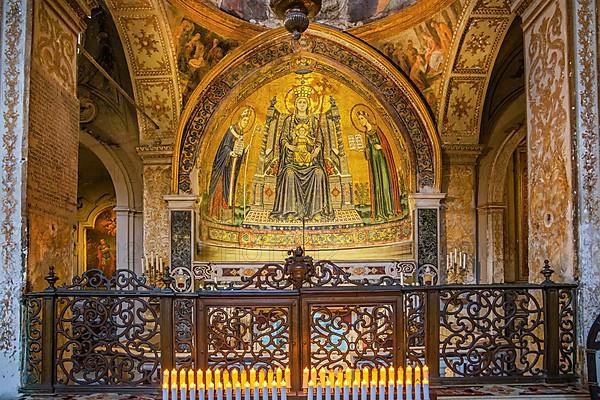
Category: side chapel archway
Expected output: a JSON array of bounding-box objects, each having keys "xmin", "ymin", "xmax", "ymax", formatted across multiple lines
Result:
[{"xmin": 170, "ymin": 25, "xmax": 442, "ymax": 268}]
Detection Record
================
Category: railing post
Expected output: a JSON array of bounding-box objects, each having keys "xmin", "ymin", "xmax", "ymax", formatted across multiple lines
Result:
[
  {"xmin": 40, "ymin": 267, "xmax": 58, "ymax": 392},
  {"xmin": 425, "ymin": 289, "xmax": 440, "ymax": 381},
  {"xmin": 160, "ymin": 274, "xmax": 175, "ymax": 371},
  {"xmin": 195, "ymin": 298, "xmax": 207, "ymax": 371},
  {"xmin": 541, "ymin": 260, "xmax": 560, "ymax": 382}
]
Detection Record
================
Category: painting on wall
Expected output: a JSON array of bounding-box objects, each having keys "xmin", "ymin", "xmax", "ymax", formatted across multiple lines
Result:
[
  {"xmin": 195, "ymin": 70, "xmax": 413, "ymax": 259},
  {"xmin": 85, "ymin": 207, "xmax": 117, "ymax": 277},
  {"xmin": 376, "ymin": 0, "xmax": 464, "ymax": 111},
  {"xmin": 172, "ymin": 17, "xmax": 239, "ymax": 104}
]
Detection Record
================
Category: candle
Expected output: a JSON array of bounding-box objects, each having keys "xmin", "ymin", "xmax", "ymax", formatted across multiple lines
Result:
[
  {"xmin": 422, "ymin": 366, "xmax": 429, "ymax": 382},
  {"xmin": 414, "ymin": 381, "xmax": 421, "ymax": 400},
  {"xmin": 388, "ymin": 380, "xmax": 394, "ymax": 400},
  {"xmin": 372, "ymin": 369, "xmax": 378, "ymax": 386},
  {"xmin": 271, "ymin": 381, "xmax": 278, "ymax": 400},
  {"xmin": 172, "ymin": 380, "xmax": 179, "ymax": 400},
  {"xmin": 405, "ymin": 377, "xmax": 412, "ymax": 400},
  {"xmin": 254, "ymin": 381, "xmax": 260, "ymax": 400},
  {"xmin": 262, "ymin": 382, "xmax": 268, "ymax": 400},
  {"xmin": 217, "ymin": 382, "xmax": 224, "ymax": 400},
  {"xmin": 182, "ymin": 383, "xmax": 188, "ymax": 400},
  {"xmin": 380, "ymin": 368, "xmax": 386, "ymax": 385},
  {"xmin": 216, "ymin": 369, "xmax": 222, "ymax": 388},
  {"xmin": 198, "ymin": 370, "xmax": 204, "ymax": 387},
  {"xmin": 224, "ymin": 370, "xmax": 231, "ymax": 387},
  {"xmin": 162, "ymin": 378, "xmax": 169, "ymax": 400},
  {"xmin": 334, "ymin": 379, "xmax": 341, "ymax": 400},
  {"xmin": 388, "ymin": 367, "xmax": 394, "ymax": 385},
  {"xmin": 369, "ymin": 379, "xmax": 376, "ymax": 400},
  {"xmin": 343, "ymin": 380, "xmax": 350, "ymax": 400},
  {"xmin": 360, "ymin": 380, "xmax": 367, "ymax": 400},
  {"xmin": 352, "ymin": 380, "xmax": 359, "ymax": 400},
  {"xmin": 316, "ymin": 381, "xmax": 323, "ymax": 400},
  {"xmin": 414, "ymin": 366, "xmax": 420, "ymax": 384},
  {"xmin": 276, "ymin": 368, "xmax": 283, "ymax": 387},
  {"xmin": 281, "ymin": 381, "xmax": 287, "ymax": 400},
  {"xmin": 354, "ymin": 369, "xmax": 361, "ymax": 385},
  {"xmin": 200, "ymin": 383, "xmax": 206, "ymax": 400},
  {"xmin": 325, "ymin": 380, "xmax": 332, "ymax": 400},
  {"xmin": 226, "ymin": 382, "xmax": 233, "ymax": 400},
  {"xmin": 208, "ymin": 382, "xmax": 215, "ymax": 400},
  {"xmin": 172, "ymin": 369, "xmax": 178, "ymax": 389},
  {"xmin": 235, "ymin": 382, "xmax": 242, "ymax": 400},
  {"xmin": 308, "ymin": 381, "xmax": 315, "ymax": 400},
  {"xmin": 422, "ymin": 378, "xmax": 429, "ymax": 400},
  {"xmin": 396, "ymin": 374, "xmax": 403, "ymax": 400},
  {"xmin": 379, "ymin": 380, "xmax": 385, "ymax": 400},
  {"xmin": 190, "ymin": 382, "xmax": 197, "ymax": 400},
  {"xmin": 362, "ymin": 368, "xmax": 369, "ymax": 386},
  {"xmin": 303, "ymin": 367, "xmax": 310, "ymax": 389},
  {"xmin": 259, "ymin": 370, "xmax": 265, "ymax": 388},
  {"xmin": 319, "ymin": 369, "xmax": 326, "ymax": 387},
  {"xmin": 189, "ymin": 370, "xmax": 196, "ymax": 388},
  {"xmin": 160, "ymin": 257, "xmax": 164, "ymax": 273},
  {"xmin": 311, "ymin": 367, "xmax": 318, "ymax": 386},
  {"xmin": 405, "ymin": 366, "xmax": 412, "ymax": 390},
  {"xmin": 163, "ymin": 369, "xmax": 170, "ymax": 387},
  {"xmin": 268, "ymin": 369, "xmax": 274, "ymax": 387},
  {"xmin": 285, "ymin": 367, "xmax": 291, "ymax": 389},
  {"xmin": 245, "ymin": 382, "xmax": 251, "ymax": 400}
]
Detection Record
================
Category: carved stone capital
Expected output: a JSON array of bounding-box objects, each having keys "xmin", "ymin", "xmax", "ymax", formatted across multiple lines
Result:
[
  {"xmin": 136, "ymin": 144, "xmax": 173, "ymax": 165},
  {"xmin": 442, "ymin": 143, "xmax": 483, "ymax": 164},
  {"xmin": 408, "ymin": 192, "xmax": 447, "ymax": 210},
  {"xmin": 510, "ymin": 0, "xmax": 556, "ymax": 30},
  {"xmin": 164, "ymin": 194, "xmax": 198, "ymax": 210}
]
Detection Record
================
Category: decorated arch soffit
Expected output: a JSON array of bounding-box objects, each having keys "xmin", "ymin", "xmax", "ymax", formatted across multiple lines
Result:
[
  {"xmin": 172, "ymin": 26, "xmax": 441, "ymax": 256},
  {"xmin": 103, "ymin": 0, "xmax": 181, "ymax": 145}
]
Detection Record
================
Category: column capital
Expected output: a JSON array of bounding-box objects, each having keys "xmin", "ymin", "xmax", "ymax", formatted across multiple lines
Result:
[
  {"xmin": 44, "ymin": 0, "xmax": 95, "ymax": 33},
  {"xmin": 164, "ymin": 194, "xmax": 198, "ymax": 210},
  {"xmin": 510, "ymin": 0, "xmax": 555, "ymax": 30},
  {"xmin": 442, "ymin": 143, "xmax": 482, "ymax": 165},
  {"xmin": 409, "ymin": 192, "xmax": 446, "ymax": 209},
  {"xmin": 137, "ymin": 144, "xmax": 174, "ymax": 165}
]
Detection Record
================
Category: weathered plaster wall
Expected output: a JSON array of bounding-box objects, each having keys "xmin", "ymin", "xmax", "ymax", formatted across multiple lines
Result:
[{"xmin": 0, "ymin": 0, "xmax": 28, "ymax": 395}]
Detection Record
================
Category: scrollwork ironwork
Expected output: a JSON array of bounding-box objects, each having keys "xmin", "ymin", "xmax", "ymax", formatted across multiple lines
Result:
[
  {"xmin": 558, "ymin": 288, "xmax": 576, "ymax": 375},
  {"xmin": 439, "ymin": 288, "xmax": 544, "ymax": 377},
  {"xmin": 310, "ymin": 304, "xmax": 395, "ymax": 370},
  {"xmin": 404, "ymin": 291, "xmax": 425, "ymax": 366},
  {"xmin": 23, "ymin": 297, "xmax": 43, "ymax": 385},
  {"xmin": 175, "ymin": 298, "xmax": 195, "ymax": 369},
  {"xmin": 55, "ymin": 295, "xmax": 161, "ymax": 385},
  {"xmin": 207, "ymin": 305, "xmax": 290, "ymax": 370},
  {"xmin": 61, "ymin": 269, "xmax": 155, "ymax": 291}
]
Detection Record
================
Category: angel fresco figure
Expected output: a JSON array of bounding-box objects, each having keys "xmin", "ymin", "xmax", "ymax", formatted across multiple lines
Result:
[
  {"xmin": 208, "ymin": 106, "xmax": 255, "ymax": 218},
  {"xmin": 351, "ymin": 104, "xmax": 402, "ymax": 221},
  {"xmin": 270, "ymin": 92, "xmax": 333, "ymax": 221}
]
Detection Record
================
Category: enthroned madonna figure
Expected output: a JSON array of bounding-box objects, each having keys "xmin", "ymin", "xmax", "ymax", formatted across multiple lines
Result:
[{"xmin": 270, "ymin": 93, "xmax": 333, "ymax": 221}]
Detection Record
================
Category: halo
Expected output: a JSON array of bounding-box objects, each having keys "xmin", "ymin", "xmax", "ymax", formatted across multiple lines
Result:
[
  {"xmin": 350, "ymin": 103, "xmax": 377, "ymax": 132},
  {"xmin": 231, "ymin": 105, "xmax": 256, "ymax": 133},
  {"xmin": 284, "ymin": 87, "xmax": 318, "ymax": 114}
]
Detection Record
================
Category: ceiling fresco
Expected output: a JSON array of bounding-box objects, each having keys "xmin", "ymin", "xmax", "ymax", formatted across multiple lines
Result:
[{"xmin": 204, "ymin": 0, "xmax": 417, "ymax": 29}]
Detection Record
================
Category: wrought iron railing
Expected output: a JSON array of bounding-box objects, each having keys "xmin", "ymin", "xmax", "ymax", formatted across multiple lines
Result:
[{"xmin": 21, "ymin": 255, "xmax": 577, "ymax": 393}]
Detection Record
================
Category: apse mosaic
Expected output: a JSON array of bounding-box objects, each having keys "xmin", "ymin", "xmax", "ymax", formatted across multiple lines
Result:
[
  {"xmin": 207, "ymin": 0, "xmax": 416, "ymax": 29},
  {"xmin": 196, "ymin": 71, "xmax": 412, "ymax": 255}
]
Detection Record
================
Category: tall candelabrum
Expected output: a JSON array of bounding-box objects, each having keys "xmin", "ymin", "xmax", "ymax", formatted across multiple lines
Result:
[
  {"xmin": 445, "ymin": 249, "xmax": 469, "ymax": 284},
  {"xmin": 142, "ymin": 254, "xmax": 167, "ymax": 286}
]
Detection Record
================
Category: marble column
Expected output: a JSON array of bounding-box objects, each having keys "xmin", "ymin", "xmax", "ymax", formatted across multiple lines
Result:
[
  {"xmin": 441, "ymin": 144, "xmax": 481, "ymax": 283},
  {"xmin": 114, "ymin": 206, "xmax": 144, "ymax": 274},
  {"xmin": 409, "ymin": 193, "xmax": 446, "ymax": 277},
  {"xmin": 477, "ymin": 204, "xmax": 506, "ymax": 283},
  {"xmin": 164, "ymin": 195, "xmax": 198, "ymax": 271},
  {"xmin": 0, "ymin": 0, "xmax": 29, "ymax": 394}
]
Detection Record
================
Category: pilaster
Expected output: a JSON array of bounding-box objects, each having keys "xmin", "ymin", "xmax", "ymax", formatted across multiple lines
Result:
[{"xmin": 409, "ymin": 192, "xmax": 446, "ymax": 274}]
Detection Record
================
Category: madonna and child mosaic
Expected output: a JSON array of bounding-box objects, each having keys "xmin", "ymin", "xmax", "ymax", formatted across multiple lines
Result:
[{"xmin": 196, "ymin": 71, "xmax": 412, "ymax": 256}]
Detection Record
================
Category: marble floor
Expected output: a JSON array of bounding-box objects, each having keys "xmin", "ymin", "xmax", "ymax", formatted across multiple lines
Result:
[{"xmin": 17, "ymin": 385, "xmax": 590, "ymax": 400}]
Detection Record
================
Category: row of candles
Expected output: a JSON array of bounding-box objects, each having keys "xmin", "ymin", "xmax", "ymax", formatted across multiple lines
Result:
[
  {"xmin": 446, "ymin": 248, "xmax": 467, "ymax": 272},
  {"xmin": 162, "ymin": 366, "xmax": 429, "ymax": 400}
]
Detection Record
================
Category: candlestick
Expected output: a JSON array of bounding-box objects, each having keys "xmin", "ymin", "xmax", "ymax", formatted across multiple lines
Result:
[
  {"xmin": 343, "ymin": 380, "xmax": 349, "ymax": 400},
  {"xmin": 325, "ymin": 380, "xmax": 332, "ymax": 400},
  {"xmin": 308, "ymin": 381, "xmax": 315, "ymax": 400},
  {"xmin": 388, "ymin": 380, "xmax": 394, "ymax": 400},
  {"xmin": 190, "ymin": 382, "xmax": 197, "ymax": 400},
  {"xmin": 208, "ymin": 382, "xmax": 215, "ymax": 400},
  {"xmin": 352, "ymin": 380, "xmax": 359, "ymax": 400},
  {"xmin": 281, "ymin": 381, "xmax": 287, "ymax": 400},
  {"xmin": 226, "ymin": 382, "xmax": 233, "ymax": 400},
  {"xmin": 262, "ymin": 382, "xmax": 268, "ymax": 400},
  {"xmin": 285, "ymin": 367, "xmax": 291, "ymax": 389},
  {"xmin": 303, "ymin": 367, "xmax": 310, "ymax": 389},
  {"xmin": 334, "ymin": 380, "xmax": 341, "ymax": 400},
  {"xmin": 378, "ymin": 380, "xmax": 385, "ymax": 400},
  {"xmin": 235, "ymin": 382, "xmax": 242, "ymax": 400},
  {"xmin": 422, "ymin": 379, "xmax": 429, "ymax": 400},
  {"xmin": 245, "ymin": 382, "xmax": 251, "ymax": 400}
]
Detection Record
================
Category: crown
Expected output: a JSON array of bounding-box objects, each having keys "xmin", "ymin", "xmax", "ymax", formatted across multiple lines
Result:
[{"xmin": 293, "ymin": 85, "xmax": 313, "ymax": 98}]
